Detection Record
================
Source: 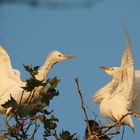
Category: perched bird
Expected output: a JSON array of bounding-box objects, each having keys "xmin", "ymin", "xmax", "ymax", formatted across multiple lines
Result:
[
  {"xmin": 85, "ymin": 120, "xmax": 110, "ymax": 140},
  {"xmin": 93, "ymin": 29, "xmax": 136, "ymax": 130},
  {"xmin": 0, "ymin": 47, "xmax": 74, "ymax": 116}
]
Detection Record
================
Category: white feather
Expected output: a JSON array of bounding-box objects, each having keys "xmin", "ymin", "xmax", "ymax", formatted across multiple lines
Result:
[{"xmin": 93, "ymin": 29, "xmax": 135, "ymax": 129}]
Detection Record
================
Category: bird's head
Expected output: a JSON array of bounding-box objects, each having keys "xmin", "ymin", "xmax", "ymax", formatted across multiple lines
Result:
[
  {"xmin": 100, "ymin": 66, "xmax": 120, "ymax": 76},
  {"xmin": 48, "ymin": 50, "xmax": 74, "ymax": 64}
]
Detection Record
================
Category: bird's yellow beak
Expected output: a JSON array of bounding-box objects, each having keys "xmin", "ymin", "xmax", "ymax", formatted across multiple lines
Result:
[
  {"xmin": 100, "ymin": 66, "xmax": 112, "ymax": 71},
  {"xmin": 62, "ymin": 55, "xmax": 75, "ymax": 59}
]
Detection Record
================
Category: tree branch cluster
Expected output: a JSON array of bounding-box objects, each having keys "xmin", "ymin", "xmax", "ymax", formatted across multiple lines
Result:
[
  {"xmin": 0, "ymin": 66, "xmax": 135, "ymax": 140},
  {"xmin": 75, "ymin": 77, "xmax": 134, "ymax": 140}
]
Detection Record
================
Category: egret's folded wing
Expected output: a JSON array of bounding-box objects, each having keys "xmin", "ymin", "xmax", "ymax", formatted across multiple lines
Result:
[{"xmin": 115, "ymin": 29, "xmax": 135, "ymax": 103}]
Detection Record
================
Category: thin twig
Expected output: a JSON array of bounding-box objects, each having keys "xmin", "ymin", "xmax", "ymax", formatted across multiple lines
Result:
[
  {"xmin": 15, "ymin": 135, "xmax": 20, "ymax": 140},
  {"xmin": 100, "ymin": 112, "xmax": 133, "ymax": 129},
  {"xmin": 24, "ymin": 89, "xmax": 36, "ymax": 104},
  {"xmin": 86, "ymin": 105, "xmax": 111, "ymax": 126},
  {"xmin": 19, "ymin": 90, "xmax": 25, "ymax": 104},
  {"xmin": 121, "ymin": 126, "xmax": 125, "ymax": 140},
  {"xmin": 24, "ymin": 91, "xmax": 33, "ymax": 104},
  {"xmin": 99, "ymin": 112, "xmax": 133, "ymax": 138},
  {"xmin": 53, "ymin": 130, "xmax": 60, "ymax": 140},
  {"xmin": 29, "ymin": 89, "xmax": 36, "ymax": 104},
  {"xmin": 75, "ymin": 77, "xmax": 91, "ymax": 136},
  {"xmin": 30, "ymin": 122, "xmax": 40, "ymax": 140},
  {"xmin": 15, "ymin": 115, "xmax": 27, "ymax": 138},
  {"xmin": 24, "ymin": 120, "xmax": 34, "ymax": 134}
]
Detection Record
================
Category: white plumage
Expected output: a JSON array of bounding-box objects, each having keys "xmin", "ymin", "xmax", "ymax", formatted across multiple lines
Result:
[
  {"xmin": 93, "ymin": 29, "xmax": 138, "ymax": 130},
  {"xmin": 0, "ymin": 47, "xmax": 74, "ymax": 116}
]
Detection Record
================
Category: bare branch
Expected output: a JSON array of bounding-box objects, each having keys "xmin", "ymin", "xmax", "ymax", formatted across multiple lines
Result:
[
  {"xmin": 75, "ymin": 77, "xmax": 134, "ymax": 140},
  {"xmin": 19, "ymin": 90, "xmax": 25, "ymax": 104},
  {"xmin": 30, "ymin": 122, "xmax": 40, "ymax": 140},
  {"xmin": 75, "ymin": 77, "xmax": 91, "ymax": 136},
  {"xmin": 121, "ymin": 126, "xmax": 125, "ymax": 140}
]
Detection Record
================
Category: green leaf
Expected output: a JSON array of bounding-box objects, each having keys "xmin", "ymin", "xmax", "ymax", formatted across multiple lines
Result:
[
  {"xmin": 38, "ymin": 90, "xmax": 59, "ymax": 106},
  {"xmin": 50, "ymin": 115, "xmax": 59, "ymax": 123},
  {"xmin": 16, "ymin": 104, "xmax": 33, "ymax": 118},
  {"xmin": 22, "ymin": 77, "xmax": 45, "ymax": 91},
  {"xmin": 49, "ymin": 77, "xmax": 60, "ymax": 89},
  {"xmin": 44, "ymin": 109, "xmax": 54, "ymax": 115},
  {"xmin": 23, "ymin": 65, "xmax": 32, "ymax": 73},
  {"xmin": 44, "ymin": 119, "xmax": 57, "ymax": 130},
  {"xmin": 59, "ymin": 130, "xmax": 77, "ymax": 140},
  {"xmin": 33, "ymin": 66, "xmax": 40, "ymax": 75},
  {"xmin": 23, "ymin": 64, "xmax": 40, "ymax": 77},
  {"xmin": 34, "ymin": 66, "xmax": 40, "ymax": 70},
  {"xmin": 2, "ymin": 95, "xmax": 17, "ymax": 108},
  {"xmin": 43, "ymin": 115, "xmax": 59, "ymax": 132}
]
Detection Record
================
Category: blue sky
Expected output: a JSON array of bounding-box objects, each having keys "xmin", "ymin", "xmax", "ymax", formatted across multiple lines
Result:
[{"xmin": 0, "ymin": 0, "xmax": 140, "ymax": 139}]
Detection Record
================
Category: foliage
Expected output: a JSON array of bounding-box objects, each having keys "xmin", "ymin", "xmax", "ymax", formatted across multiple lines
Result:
[
  {"xmin": 0, "ymin": 65, "xmax": 78, "ymax": 140},
  {"xmin": 59, "ymin": 130, "xmax": 77, "ymax": 140},
  {"xmin": 0, "ymin": 66, "xmax": 128, "ymax": 140}
]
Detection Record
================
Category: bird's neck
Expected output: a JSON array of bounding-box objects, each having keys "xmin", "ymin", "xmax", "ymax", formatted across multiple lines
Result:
[{"xmin": 35, "ymin": 58, "xmax": 55, "ymax": 81}]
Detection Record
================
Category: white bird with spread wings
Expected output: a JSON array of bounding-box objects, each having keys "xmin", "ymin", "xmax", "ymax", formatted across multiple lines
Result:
[
  {"xmin": 0, "ymin": 47, "xmax": 74, "ymax": 116},
  {"xmin": 93, "ymin": 28, "xmax": 140, "ymax": 130}
]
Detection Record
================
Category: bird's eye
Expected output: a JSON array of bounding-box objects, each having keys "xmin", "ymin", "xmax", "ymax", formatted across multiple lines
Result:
[
  {"xmin": 111, "ymin": 68, "xmax": 114, "ymax": 70},
  {"xmin": 58, "ymin": 54, "xmax": 62, "ymax": 57}
]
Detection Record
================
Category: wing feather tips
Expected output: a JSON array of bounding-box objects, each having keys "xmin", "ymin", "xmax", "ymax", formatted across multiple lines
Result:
[
  {"xmin": 0, "ymin": 46, "xmax": 10, "ymax": 62},
  {"xmin": 122, "ymin": 24, "xmax": 132, "ymax": 49},
  {"xmin": 123, "ymin": 28, "xmax": 135, "ymax": 102}
]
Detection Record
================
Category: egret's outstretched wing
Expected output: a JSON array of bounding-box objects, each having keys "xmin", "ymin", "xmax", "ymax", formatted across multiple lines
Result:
[
  {"xmin": 0, "ymin": 47, "xmax": 13, "ymax": 94},
  {"xmin": 115, "ymin": 28, "xmax": 135, "ymax": 104},
  {"xmin": 0, "ymin": 47, "xmax": 15, "ymax": 76},
  {"xmin": 0, "ymin": 47, "xmax": 11, "ymax": 75},
  {"xmin": 0, "ymin": 47, "xmax": 23, "ymax": 96},
  {"xmin": 13, "ymin": 69, "xmax": 22, "ymax": 82},
  {"xmin": 0, "ymin": 47, "xmax": 22, "ymax": 81}
]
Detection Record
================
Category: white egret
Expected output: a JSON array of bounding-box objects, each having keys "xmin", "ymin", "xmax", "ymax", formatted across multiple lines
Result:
[
  {"xmin": 93, "ymin": 29, "xmax": 136, "ymax": 130},
  {"xmin": 0, "ymin": 47, "xmax": 74, "ymax": 116}
]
